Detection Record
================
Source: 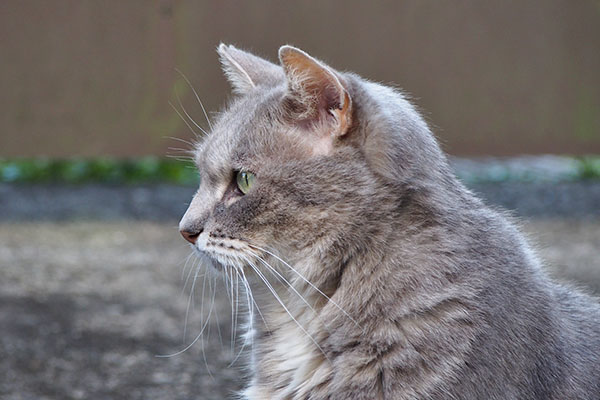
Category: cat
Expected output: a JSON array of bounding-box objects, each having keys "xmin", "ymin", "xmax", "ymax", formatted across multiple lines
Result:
[{"xmin": 178, "ymin": 44, "xmax": 600, "ymax": 399}]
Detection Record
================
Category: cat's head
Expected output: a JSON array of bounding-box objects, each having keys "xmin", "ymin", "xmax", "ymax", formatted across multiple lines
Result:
[{"xmin": 180, "ymin": 44, "xmax": 449, "ymax": 280}]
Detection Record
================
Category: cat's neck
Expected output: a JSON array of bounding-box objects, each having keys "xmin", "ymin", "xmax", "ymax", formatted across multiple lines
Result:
[
  {"xmin": 247, "ymin": 176, "xmax": 478, "ymax": 327},
  {"xmin": 241, "ymin": 182, "xmax": 498, "ymax": 399},
  {"xmin": 243, "ymin": 215, "xmax": 474, "ymax": 399}
]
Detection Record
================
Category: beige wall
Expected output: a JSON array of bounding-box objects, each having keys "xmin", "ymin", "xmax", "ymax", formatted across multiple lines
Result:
[{"xmin": 1, "ymin": 0, "xmax": 599, "ymax": 157}]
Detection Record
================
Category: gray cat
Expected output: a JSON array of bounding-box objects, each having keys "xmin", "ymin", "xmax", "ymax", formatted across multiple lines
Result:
[{"xmin": 179, "ymin": 44, "xmax": 600, "ymax": 399}]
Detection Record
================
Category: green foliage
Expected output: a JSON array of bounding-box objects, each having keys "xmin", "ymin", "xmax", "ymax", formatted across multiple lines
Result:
[
  {"xmin": 578, "ymin": 157, "xmax": 600, "ymax": 180},
  {"xmin": 1, "ymin": 157, "xmax": 599, "ymax": 185},
  {"xmin": 0, "ymin": 157, "xmax": 199, "ymax": 185}
]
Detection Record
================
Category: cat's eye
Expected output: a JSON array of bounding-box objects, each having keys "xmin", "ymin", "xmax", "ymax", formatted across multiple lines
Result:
[{"xmin": 236, "ymin": 171, "xmax": 255, "ymax": 194}]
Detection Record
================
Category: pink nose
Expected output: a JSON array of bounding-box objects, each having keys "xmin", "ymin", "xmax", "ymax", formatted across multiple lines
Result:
[{"xmin": 180, "ymin": 228, "xmax": 201, "ymax": 244}]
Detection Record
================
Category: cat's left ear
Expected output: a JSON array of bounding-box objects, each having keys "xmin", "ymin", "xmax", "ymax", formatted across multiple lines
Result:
[
  {"xmin": 218, "ymin": 44, "xmax": 284, "ymax": 95},
  {"xmin": 279, "ymin": 46, "xmax": 352, "ymax": 138}
]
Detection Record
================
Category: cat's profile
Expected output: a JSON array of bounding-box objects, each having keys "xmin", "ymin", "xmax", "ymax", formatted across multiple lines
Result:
[{"xmin": 179, "ymin": 44, "xmax": 600, "ymax": 399}]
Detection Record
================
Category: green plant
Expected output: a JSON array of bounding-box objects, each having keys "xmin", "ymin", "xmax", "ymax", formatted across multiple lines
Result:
[{"xmin": 0, "ymin": 158, "xmax": 199, "ymax": 185}]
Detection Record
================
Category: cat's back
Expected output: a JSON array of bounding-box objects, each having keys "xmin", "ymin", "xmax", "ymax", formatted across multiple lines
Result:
[
  {"xmin": 553, "ymin": 285, "xmax": 600, "ymax": 396},
  {"xmin": 441, "ymin": 204, "xmax": 600, "ymax": 399}
]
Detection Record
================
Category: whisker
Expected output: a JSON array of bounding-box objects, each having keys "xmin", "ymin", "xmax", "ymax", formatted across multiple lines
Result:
[
  {"xmin": 163, "ymin": 135, "xmax": 196, "ymax": 147},
  {"xmin": 233, "ymin": 270, "xmax": 240, "ymax": 346},
  {"xmin": 167, "ymin": 155, "xmax": 194, "ymax": 163},
  {"xmin": 169, "ymin": 101, "xmax": 202, "ymax": 139},
  {"xmin": 212, "ymin": 274, "xmax": 224, "ymax": 349},
  {"xmin": 175, "ymin": 90, "xmax": 209, "ymax": 136},
  {"xmin": 241, "ymin": 255, "xmax": 330, "ymax": 362},
  {"xmin": 181, "ymin": 257, "xmax": 200, "ymax": 298},
  {"xmin": 183, "ymin": 261, "xmax": 206, "ymax": 342},
  {"xmin": 175, "ymin": 68, "xmax": 213, "ymax": 131},
  {"xmin": 228, "ymin": 263, "xmax": 254, "ymax": 366},
  {"xmin": 229, "ymin": 266, "xmax": 236, "ymax": 351},
  {"xmin": 239, "ymin": 262, "xmax": 269, "ymax": 329},
  {"xmin": 158, "ymin": 271, "xmax": 215, "ymax": 358},
  {"xmin": 248, "ymin": 244, "xmax": 361, "ymax": 330},
  {"xmin": 165, "ymin": 150, "xmax": 194, "ymax": 156},
  {"xmin": 166, "ymin": 148, "xmax": 195, "ymax": 157},
  {"xmin": 165, "ymin": 154, "xmax": 196, "ymax": 164},
  {"xmin": 223, "ymin": 264, "xmax": 232, "ymax": 303},
  {"xmin": 252, "ymin": 252, "xmax": 317, "ymax": 315},
  {"xmin": 237, "ymin": 263, "xmax": 254, "ymax": 331},
  {"xmin": 201, "ymin": 275, "xmax": 216, "ymax": 379},
  {"xmin": 220, "ymin": 264, "xmax": 234, "ymax": 353},
  {"xmin": 180, "ymin": 252, "xmax": 195, "ymax": 282}
]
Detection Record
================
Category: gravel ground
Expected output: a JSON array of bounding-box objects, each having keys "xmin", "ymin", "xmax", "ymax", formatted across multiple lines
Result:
[
  {"xmin": 0, "ymin": 219, "xmax": 599, "ymax": 400},
  {"xmin": 0, "ymin": 222, "xmax": 241, "ymax": 400}
]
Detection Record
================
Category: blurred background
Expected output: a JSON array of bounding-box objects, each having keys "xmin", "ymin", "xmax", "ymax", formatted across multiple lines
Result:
[
  {"xmin": 1, "ymin": 1, "xmax": 599, "ymax": 399},
  {"xmin": 2, "ymin": 0, "xmax": 600, "ymax": 156}
]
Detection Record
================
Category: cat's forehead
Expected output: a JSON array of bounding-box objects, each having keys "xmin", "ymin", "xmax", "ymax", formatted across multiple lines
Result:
[{"xmin": 195, "ymin": 87, "xmax": 303, "ymax": 170}]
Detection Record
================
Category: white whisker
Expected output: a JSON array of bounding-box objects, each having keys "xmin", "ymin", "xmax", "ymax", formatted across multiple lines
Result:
[
  {"xmin": 233, "ymin": 269, "xmax": 240, "ymax": 348},
  {"xmin": 228, "ymin": 263, "xmax": 254, "ymax": 366},
  {"xmin": 252, "ymin": 252, "xmax": 317, "ymax": 315},
  {"xmin": 169, "ymin": 101, "xmax": 202, "ymax": 139},
  {"xmin": 165, "ymin": 148, "xmax": 194, "ymax": 157},
  {"xmin": 166, "ymin": 155, "xmax": 195, "ymax": 163},
  {"xmin": 199, "ymin": 274, "xmax": 216, "ymax": 379},
  {"xmin": 248, "ymin": 244, "xmax": 361, "ymax": 330},
  {"xmin": 175, "ymin": 68, "xmax": 213, "ymax": 131},
  {"xmin": 158, "ymin": 269, "xmax": 215, "ymax": 358},
  {"xmin": 180, "ymin": 252, "xmax": 195, "ymax": 282},
  {"xmin": 229, "ymin": 266, "xmax": 236, "ymax": 351},
  {"xmin": 212, "ymin": 274, "xmax": 224, "ymax": 349},
  {"xmin": 163, "ymin": 135, "xmax": 196, "ymax": 147},
  {"xmin": 241, "ymin": 255, "xmax": 330, "ymax": 362},
  {"xmin": 175, "ymin": 90, "xmax": 209, "ymax": 136},
  {"xmin": 239, "ymin": 261, "xmax": 269, "ymax": 329},
  {"xmin": 183, "ymin": 261, "xmax": 206, "ymax": 342}
]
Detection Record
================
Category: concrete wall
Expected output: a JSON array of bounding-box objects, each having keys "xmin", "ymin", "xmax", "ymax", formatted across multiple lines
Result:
[{"xmin": 1, "ymin": 0, "xmax": 599, "ymax": 157}]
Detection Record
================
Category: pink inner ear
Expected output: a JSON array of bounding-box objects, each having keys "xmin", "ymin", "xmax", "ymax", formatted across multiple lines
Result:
[
  {"xmin": 330, "ymin": 90, "xmax": 352, "ymax": 137},
  {"xmin": 280, "ymin": 47, "xmax": 352, "ymax": 138}
]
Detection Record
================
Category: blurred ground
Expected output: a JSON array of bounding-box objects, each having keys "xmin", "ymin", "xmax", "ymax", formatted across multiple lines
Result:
[
  {"xmin": 0, "ymin": 219, "xmax": 599, "ymax": 400},
  {"xmin": 0, "ymin": 181, "xmax": 599, "ymax": 399},
  {"xmin": 0, "ymin": 222, "xmax": 241, "ymax": 400}
]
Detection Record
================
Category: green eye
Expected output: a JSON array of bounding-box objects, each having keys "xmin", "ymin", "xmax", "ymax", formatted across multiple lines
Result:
[{"xmin": 236, "ymin": 171, "xmax": 255, "ymax": 194}]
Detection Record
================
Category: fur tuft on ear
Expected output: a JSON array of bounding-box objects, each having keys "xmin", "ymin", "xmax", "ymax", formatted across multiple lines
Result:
[
  {"xmin": 217, "ymin": 44, "xmax": 283, "ymax": 95},
  {"xmin": 278, "ymin": 45, "xmax": 352, "ymax": 137}
]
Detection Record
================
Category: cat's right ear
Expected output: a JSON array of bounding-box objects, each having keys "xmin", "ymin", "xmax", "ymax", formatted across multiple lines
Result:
[
  {"xmin": 217, "ymin": 44, "xmax": 284, "ymax": 95},
  {"xmin": 278, "ymin": 46, "xmax": 352, "ymax": 140}
]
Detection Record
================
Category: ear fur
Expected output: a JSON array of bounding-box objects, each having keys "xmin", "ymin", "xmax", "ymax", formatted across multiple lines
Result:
[
  {"xmin": 278, "ymin": 45, "xmax": 352, "ymax": 138},
  {"xmin": 217, "ymin": 44, "xmax": 283, "ymax": 94}
]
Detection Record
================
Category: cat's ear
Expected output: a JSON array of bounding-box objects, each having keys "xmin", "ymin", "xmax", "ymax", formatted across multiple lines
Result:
[
  {"xmin": 217, "ymin": 44, "xmax": 284, "ymax": 95},
  {"xmin": 279, "ymin": 45, "xmax": 352, "ymax": 138}
]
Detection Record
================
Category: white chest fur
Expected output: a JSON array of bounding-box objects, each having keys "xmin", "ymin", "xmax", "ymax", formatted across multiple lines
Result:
[{"xmin": 243, "ymin": 306, "xmax": 332, "ymax": 400}]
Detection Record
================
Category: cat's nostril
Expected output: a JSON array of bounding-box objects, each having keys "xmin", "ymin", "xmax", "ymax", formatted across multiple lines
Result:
[{"xmin": 180, "ymin": 228, "xmax": 202, "ymax": 244}]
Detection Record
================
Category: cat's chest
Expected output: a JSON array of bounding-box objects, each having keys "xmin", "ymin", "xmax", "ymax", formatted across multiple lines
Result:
[{"xmin": 248, "ymin": 309, "xmax": 331, "ymax": 399}]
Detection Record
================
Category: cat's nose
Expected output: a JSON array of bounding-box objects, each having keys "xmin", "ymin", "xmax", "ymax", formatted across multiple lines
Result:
[{"xmin": 180, "ymin": 227, "xmax": 202, "ymax": 244}]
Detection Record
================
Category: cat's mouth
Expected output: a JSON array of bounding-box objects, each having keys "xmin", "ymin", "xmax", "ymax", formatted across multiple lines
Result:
[
  {"xmin": 189, "ymin": 231, "xmax": 290, "ymax": 284},
  {"xmin": 193, "ymin": 232, "xmax": 257, "ymax": 271}
]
